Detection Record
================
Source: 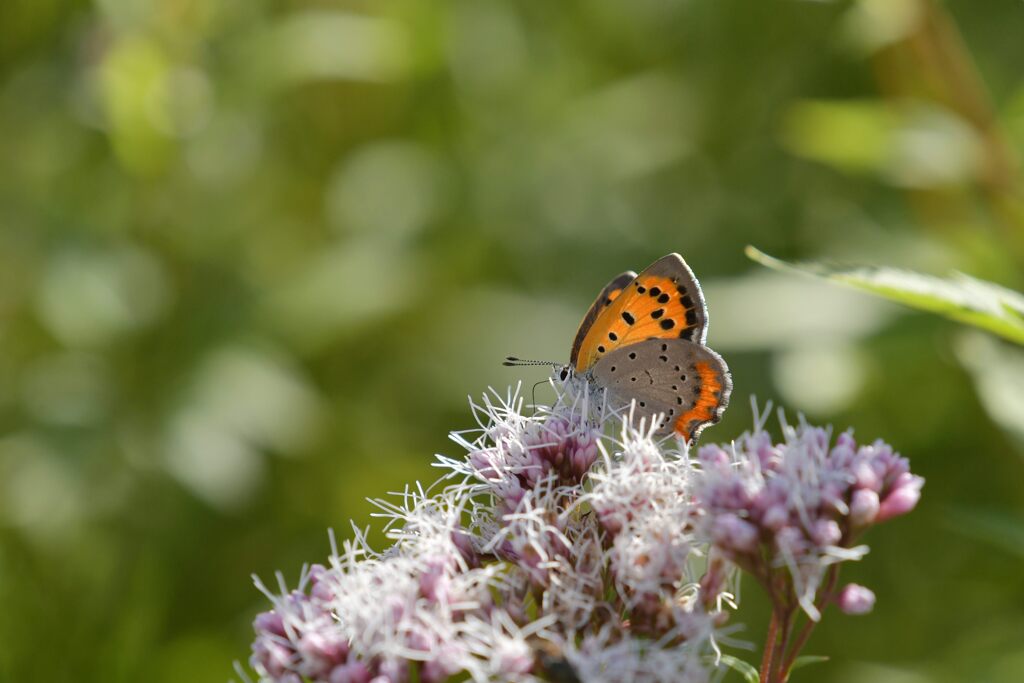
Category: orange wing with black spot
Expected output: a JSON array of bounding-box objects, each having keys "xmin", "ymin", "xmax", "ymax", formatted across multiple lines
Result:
[
  {"xmin": 570, "ymin": 270, "xmax": 637, "ymax": 367},
  {"xmin": 571, "ymin": 253, "xmax": 709, "ymax": 372}
]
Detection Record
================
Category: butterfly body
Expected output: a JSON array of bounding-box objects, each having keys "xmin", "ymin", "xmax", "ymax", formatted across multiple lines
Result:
[{"xmin": 567, "ymin": 253, "xmax": 730, "ymax": 442}]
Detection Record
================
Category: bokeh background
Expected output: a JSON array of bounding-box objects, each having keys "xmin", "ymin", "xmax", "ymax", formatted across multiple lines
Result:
[{"xmin": 2, "ymin": 0, "xmax": 1024, "ymax": 681}]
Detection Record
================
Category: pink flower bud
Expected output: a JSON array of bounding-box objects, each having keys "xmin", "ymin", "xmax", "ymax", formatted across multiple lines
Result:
[
  {"xmin": 849, "ymin": 488, "xmax": 880, "ymax": 526},
  {"xmin": 309, "ymin": 565, "xmax": 337, "ymax": 602},
  {"xmin": 811, "ymin": 519, "xmax": 842, "ymax": 547},
  {"xmin": 697, "ymin": 444, "xmax": 730, "ymax": 468},
  {"xmin": 569, "ymin": 433, "xmax": 599, "ymax": 480},
  {"xmin": 252, "ymin": 638, "xmax": 293, "ymax": 677},
  {"xmin": 761, "ymin": 504, "xmax": 789, "ymax": 531},
  {"xmin": 775, "ymin": 526, "xmax": 807, "ymax": 555},
  {"xmin": 451, "ymin": 526, "xmax": 479, "ymax": 567},
  {"xmin": 418, "ymin": 559, "xmax": 451, "ymax": 603},
  {"xmin": 837, "ymin": 583, "xmax": 875, "ymax": 615},
  {"xmin": 712, "ymin": 513, "xmax": 759, "ymax": 553},
  {"xmin": 835, "ymin": 431, "xmax": 857, "ymax": 451},
  {"xmin": 253, "ymin": 610, "xmax": 286, "ymax": 637},
  {"xmin": 299, "ymin": 631, "xmax": 349, "ymax": 669},
  {"xmin": 852, "ymin": 461, "xmax": 880, "ymax": 491},
  {"xmin": 469, "ymin": 450, "xmax": 499, "ymax": 480},
  {"xmin": 330, "ymin": 661, "xmax": 371, "ymax": 683},
  {"xmin": 378, "ymin": 657, "xmax": 407, "ymax": 681},
  {"xmin": 877, "ymin": 475, "xmax": 923, "ymax": 522}
]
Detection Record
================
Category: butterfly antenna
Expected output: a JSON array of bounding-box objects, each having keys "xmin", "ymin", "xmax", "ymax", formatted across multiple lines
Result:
[{"xmin": 503, "ymin": 356, "xmax": 559, "ymax": 367}]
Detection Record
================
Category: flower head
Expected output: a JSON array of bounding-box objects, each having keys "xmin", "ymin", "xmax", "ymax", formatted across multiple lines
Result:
[
  {"xmin": 694, "ymin": 402, "xmax": 923, "ymax": 620},
  {"xmin": 246, "ymin": 386, "xmax": 921, "ymax": 682}
]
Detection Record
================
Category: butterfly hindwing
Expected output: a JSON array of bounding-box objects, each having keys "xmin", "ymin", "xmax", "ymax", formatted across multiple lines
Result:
[
  {"xmin": 589, "ymin": 338, "xmax": 731, "ymax": 442},
  {"xmin": 572, "ymin": 253, "xmax": 709, "ymax": 372},
  {"xmin": 570, "ymin": 270, "xmax": 637, "ymax": 366}
]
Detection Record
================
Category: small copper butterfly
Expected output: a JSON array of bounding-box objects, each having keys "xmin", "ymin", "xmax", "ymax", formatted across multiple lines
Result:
[{"xmin": 509, "ymin": 253, "xmax": 731, "ymax": 442}]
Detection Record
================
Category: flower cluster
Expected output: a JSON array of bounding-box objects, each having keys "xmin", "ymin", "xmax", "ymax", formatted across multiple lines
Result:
[
  {"xmin": 694, "ymin": 405, "xmax": 924, "ymax": 620},
  {"xmin": 249, "ymin": 492, "xmax": 544, "ymax": 683},
  {"xmin": 245, "ymin": 385, "xmax": 922, "ymax": 683}
]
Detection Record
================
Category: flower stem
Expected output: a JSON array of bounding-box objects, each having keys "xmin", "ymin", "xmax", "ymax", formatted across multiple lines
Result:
[
  {"xmin": 779, "ymin": 565, "xmax": 841, "ymax": 680},
  {"xmin": 759, "ymin": 610, "xmax": 780, "ymax": 683},
  {"xmin": 771, "ymin": 608, "xmax": 796, "ymax": 683}
]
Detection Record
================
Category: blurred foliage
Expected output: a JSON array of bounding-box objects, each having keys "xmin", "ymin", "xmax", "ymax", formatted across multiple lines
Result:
[
  {"xmin": 747, "ymin": 246, "xmax": 1024, "ymax": 344},
  {"xmin": 1, "ymin": 0, "xmax": 1024, "ymax": 681}
]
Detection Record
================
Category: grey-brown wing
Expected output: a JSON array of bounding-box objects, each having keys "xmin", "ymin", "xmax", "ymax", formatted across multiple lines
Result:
[
  {"xmin": 590, "ymin": 338, "xmax": 731, "ymax": 442},
  {"xmin": 569, "ymin": 270, "xmax": 637, "ymax": 366}
]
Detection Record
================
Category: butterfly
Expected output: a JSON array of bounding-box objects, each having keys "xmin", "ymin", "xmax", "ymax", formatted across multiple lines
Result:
[{"xmin": 510, "ymin": 253, "xmax": 731, "ymax": 442}]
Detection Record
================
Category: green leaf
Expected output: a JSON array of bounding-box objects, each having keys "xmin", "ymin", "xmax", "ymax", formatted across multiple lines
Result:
[
  {"xmin": 745, "ymin": 246, "xmax": 1024, "ymax": 346},
  {"xmin": 717, "ymin": 654, "xmax": 760, "ymax": 683},
  {"xmin": 790, "ymin": 655, "xmax": 830, "ymax": 671}
]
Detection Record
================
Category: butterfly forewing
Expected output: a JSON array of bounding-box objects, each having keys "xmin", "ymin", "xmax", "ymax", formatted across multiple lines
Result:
[
  {"xmin": 569, "ymin": 270, "xmax": 637, "ymax": 366},
  {"xmin": 589, "ymin": 339, "xmax": 731, "ymax": 442},
  {"xmin": 573, "ymin": 253, "xmax": 709, "ymax": 372}
]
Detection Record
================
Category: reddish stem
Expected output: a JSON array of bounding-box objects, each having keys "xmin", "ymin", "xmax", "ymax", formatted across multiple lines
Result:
[
  {"xmin": 770, "ymin": 608, "xmax": 796, "ymax": 683},
  {"xmin": 759, "ymin": 610, "xmax": 780, "ymax": 683},
  {"xmin": 779, "ymin": 565, "xmax": 841, "ymax": 680}
]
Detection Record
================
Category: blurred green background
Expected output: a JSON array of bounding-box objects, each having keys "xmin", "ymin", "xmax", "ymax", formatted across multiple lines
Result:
[{"xmin": 2, "ymin": 0, "xmax": 1024, "ymax": 681}]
